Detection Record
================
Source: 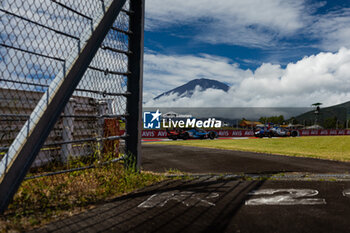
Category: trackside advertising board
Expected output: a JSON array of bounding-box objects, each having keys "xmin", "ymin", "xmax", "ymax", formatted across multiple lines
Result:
[
  {"xmin": 141, "ymin": 129, "xmax": 350, "ymax": 138},
  {"xmin": 298, "ymin": 129, "xmax": 350, "ymax": 136}
]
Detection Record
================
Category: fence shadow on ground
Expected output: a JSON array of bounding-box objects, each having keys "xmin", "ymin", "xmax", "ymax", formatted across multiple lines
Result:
[{"xmin": 31, "ymin": 176, "xmax": 266, "ymax": 233}]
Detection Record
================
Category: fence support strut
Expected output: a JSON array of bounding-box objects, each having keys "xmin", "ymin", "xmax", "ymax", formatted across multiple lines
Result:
[
  {"xmin": 126, "ymin": 0, "xmax": 144, "ymax": 171},
  {"xmin": 0, "ymin": 0, "xmax": 126, "ymax": 214}
]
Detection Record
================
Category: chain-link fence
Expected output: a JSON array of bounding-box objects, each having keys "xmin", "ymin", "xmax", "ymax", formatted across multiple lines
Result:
[{"xmin": 0, "ymin": 0, "xmax": 143, "ymax": 214}]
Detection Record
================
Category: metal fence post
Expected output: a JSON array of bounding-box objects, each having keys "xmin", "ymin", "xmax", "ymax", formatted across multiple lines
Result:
[
  {"xmin": 126, "ymin": 0, "xmax": 145, "ymax": 171},
  {"xmin": 97, "ymin": 100, "xmax": 108, "ymax": 159},
  {"xmin": 62, "ymin": 98, "xmax": 76, "ymax": 163}
]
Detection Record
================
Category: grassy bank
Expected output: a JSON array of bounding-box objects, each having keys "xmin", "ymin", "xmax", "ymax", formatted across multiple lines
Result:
[
  {"xmin": 0, "ymin": 163, "xmax": 167, "ymax": 232},
  {"xmin": 153, "ymin": 136, "xmax": 350, "ymax": 162}
]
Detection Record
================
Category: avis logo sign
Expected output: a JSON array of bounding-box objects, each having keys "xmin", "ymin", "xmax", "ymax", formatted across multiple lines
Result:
[{"xmin": 143, "ymin": 109, "xmax": 161, "ymax": 129}]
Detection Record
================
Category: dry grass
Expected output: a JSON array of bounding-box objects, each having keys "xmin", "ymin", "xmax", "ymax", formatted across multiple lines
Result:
[{"xmin": 0, "ymin": 163, "xmax": 167, "ymax": 232}]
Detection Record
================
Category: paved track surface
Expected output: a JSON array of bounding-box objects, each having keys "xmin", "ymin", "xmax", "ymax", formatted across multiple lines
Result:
[
  {"xmin": 34, "ymin": 144, "xmax": 350, "ymax": 233},
  {"xmin": 34, "ymin": 177, "xmax": 350, "ymax": 233},
  {"xmin": 142, "ymin": 144, "xmax": 350, "ymax": 174}
]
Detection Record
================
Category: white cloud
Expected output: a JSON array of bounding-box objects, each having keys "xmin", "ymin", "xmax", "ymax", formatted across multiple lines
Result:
[
  {"xmin": 145, "ymin": 0, "xmax": 306, "ymax": 48},
  {"xmin": 309, "ymin": 8, "xmax": 350, "ymax": 51},
  {"xmin": 146, "ymin": 0, "xmax": 305, "ymax": 32},
  {"xmin": 146, "ymin": 0, "xmax": 350, "ymax": 51},
  {"xmin": 144, "ymin": 52, "xmax": 253, "ymax": 98},
  {"xmin": 144, "ymin": 48, "xmax": 350, "ymax": 107}
]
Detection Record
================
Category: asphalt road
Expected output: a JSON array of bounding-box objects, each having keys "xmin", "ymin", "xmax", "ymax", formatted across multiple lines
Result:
[
  {"xmin": 142, "ymin": 144, "xmax": 350, "ymax": 174},
  {"xmin": 34, "ymin": 143, "xmax": 350, "ymax": 233},
  {"xmin": 34, "ymin": 177, "xmax": 350, "ymax": 233}
]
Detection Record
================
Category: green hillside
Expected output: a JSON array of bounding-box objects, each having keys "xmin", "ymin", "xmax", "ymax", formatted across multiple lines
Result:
[{"xmin": 294, "ymin": 101, "xmax": 350, "ymax": 128}]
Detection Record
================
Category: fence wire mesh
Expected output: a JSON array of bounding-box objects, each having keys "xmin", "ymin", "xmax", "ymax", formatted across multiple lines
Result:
[{"xmin": 0, "ymin": 0, "xmax": 137, "ymax": 217}]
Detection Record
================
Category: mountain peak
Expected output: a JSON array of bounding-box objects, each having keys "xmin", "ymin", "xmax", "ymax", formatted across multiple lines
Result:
[{"xmin": 154, "ymin": 78, "xmax": 229, "ymax": 100}]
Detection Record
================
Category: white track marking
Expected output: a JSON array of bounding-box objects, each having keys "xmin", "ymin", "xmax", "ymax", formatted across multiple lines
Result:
[
  {"xmin": 138, "ymin": 191, "xmax": 219, "ymax": 208},
  {"xmin": 343, "ymin": 189, "xmax": 350, "ymax": 198},
  {"xmin": 245, "ymin": 189, "xmax": 326, "ymax": 206}
]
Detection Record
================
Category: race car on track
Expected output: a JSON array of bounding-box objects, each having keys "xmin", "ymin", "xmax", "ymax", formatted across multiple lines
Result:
[
  {"xmin": 165, "ymin": 128, "xmax": 183, "ymax": 140},
  {"xmin": 254, "ymin": 126, "xmax": 298, "ymax": 138},
  {"xmin": 166, "ymin": 128, "xmax": 218, "ymax": 140}
]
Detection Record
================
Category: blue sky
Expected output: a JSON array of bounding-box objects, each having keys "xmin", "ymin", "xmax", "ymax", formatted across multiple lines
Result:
[{"xmin": 143, "ymin": 0, "xmax": 350, "ymax": 107}]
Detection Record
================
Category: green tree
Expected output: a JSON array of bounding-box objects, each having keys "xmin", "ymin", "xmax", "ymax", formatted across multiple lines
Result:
[
  {"xmin": 289, "ymin": 117, "xmax": 299, "ymax": 124},
  {"xmin": 323, "ymin": 117, "xmax": 337, "ymax": 129},
  {"xmin": 259, "ymin": 115, "xmax": 285, "ymax": 125},
  {"xmin": 259, "ymin": 117, "xmax": 267, "ymax": 124}
]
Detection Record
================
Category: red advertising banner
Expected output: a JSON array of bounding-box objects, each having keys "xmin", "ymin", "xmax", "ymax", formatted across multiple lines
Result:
[
  {"xmin": 297, "ymin": 129, "xmax": 350, "ymax": 136},
  {"xmin": 141, "ymin": 130, "xmax": 168, "ymax": 138},
  {"xmin": 141, "ymin": 129, "xmax": 350, "ymax": 138},
  {"xmin": 141, "ymin": 130, "xmax": 255, "ymax": 138},
  {"xmin": 213, "ymin": 130, "xmax": 254, "ymax": 137}
]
